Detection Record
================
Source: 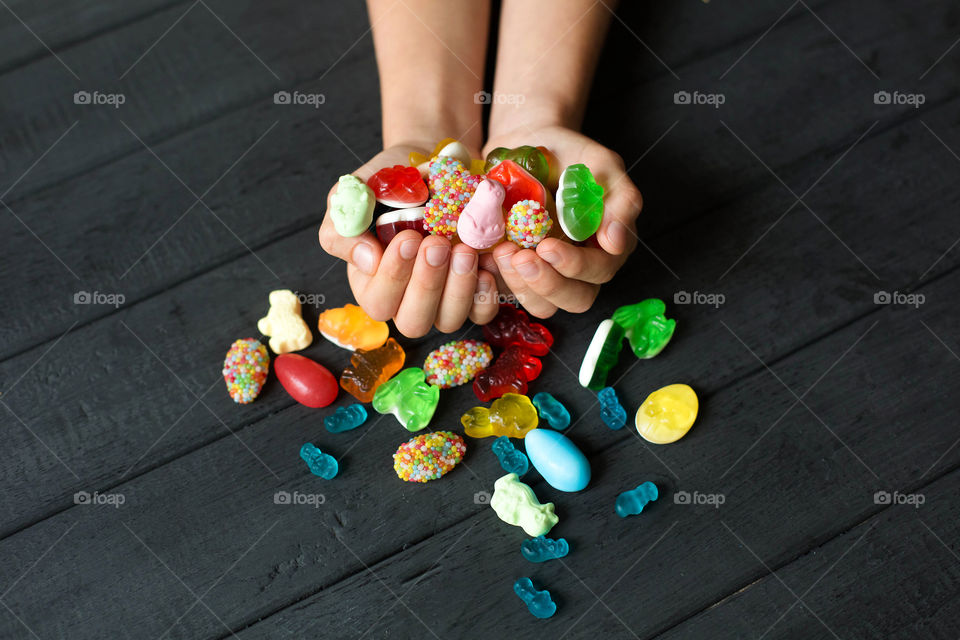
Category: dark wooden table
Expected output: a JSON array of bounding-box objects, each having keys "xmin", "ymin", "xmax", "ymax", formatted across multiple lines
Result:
[{"xmin": 2, "ymin": 1, "xmax": 958, "ymax": 638}]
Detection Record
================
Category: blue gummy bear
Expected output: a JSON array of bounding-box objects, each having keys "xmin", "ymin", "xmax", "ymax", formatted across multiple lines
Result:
[
  {"xmin": 615, "ymin": 481, "xmax": 658, "ymax": 518},
  {"xmin": 532, "ymin": 392, "xmax": 571, "ymax": 430},
  {"xmin": 514, "ymin": 577, "xmax": 557, "ymax": 619},
  {"xmin": 325, "ymin": 403, "xmax": 368, "ymax": 433},
  {"xmin": 521, "ymin": 536, "xmax": 570, "ymax": 563},
  {"xmin": 598, "ymin": 387, "xmax": 627, "ymax": 430},
  {"xmin": 300, "ymin": 443, "xmax": 339, "ymax": 479},
  {"xmin": 492, "ymin": 436, "xmax": 529, "ymax": 476}
]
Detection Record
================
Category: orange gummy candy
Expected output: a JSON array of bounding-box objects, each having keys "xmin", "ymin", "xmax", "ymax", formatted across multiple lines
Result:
[
  {"xmin": 317, "ymin": 304, "xmax": 389, "ymax": 351},
  {"xmin": 340, "ymin": 338, "xmax": 405, "ymax": 402}
]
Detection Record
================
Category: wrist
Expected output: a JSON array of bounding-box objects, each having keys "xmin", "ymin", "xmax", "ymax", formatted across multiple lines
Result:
[{"xmin": 487, "ymin": 96, "xmax": 580, "ymax": 139}]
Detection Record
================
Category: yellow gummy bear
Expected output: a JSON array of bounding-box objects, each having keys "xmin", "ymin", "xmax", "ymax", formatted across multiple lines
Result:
[
  {"xmin": 461, "ymin": 393, "xmax": 538, "ymax": 439},
  {"xmin": 635, "ymin": 383, "xmax": 698, "ymax": 444}
]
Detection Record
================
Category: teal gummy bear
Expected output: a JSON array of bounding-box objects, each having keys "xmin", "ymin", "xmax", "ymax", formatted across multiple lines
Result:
[
  {"xmin": 598, "ymin": 387, "xmax": 627, "ymax": 430},
  {"xmin": 579, "ymin": 319, "xmax": 625, "ymax": 390},
  {"xmin": 556, "ymin": 163, "xmax": 604, "ymax": 242},
  {"xmin": 531, "ymin": 392, "xmax": 570, "ymax": 430},
  {"xmin": 300, "ymin": 443, "xmax": 339, "ymax": 479},
  {"xmin": 372, "ymin": 368, "xmax": 439, "ymax": 432},
  {"xmin": 612, "ymin": 298, "xmax": 676, "ymax": 359},
  {"xmin": 324, "ymin": 404, "xmax": 368, "ymax": 433},
  {"xmin": 492, "ymin": 436, "xmax": 529, "ymax": 476},
  {"xmin": 514, "ymin": 577, "xmax": 557, "ymax": 619},
  {"xmin": 520, "ymin": 536, "xmax": 569, "ymax": 563},
  {"xmin": 615, "ymin": 481, "xmax": 658, "ymax": 518}
]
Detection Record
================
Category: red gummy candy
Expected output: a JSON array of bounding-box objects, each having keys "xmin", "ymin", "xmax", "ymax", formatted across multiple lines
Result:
[
  {"xmin": 368, "ymin": 165, "xmax": 429, "ymax": 208},
  {"xmin": 473, "ymin": 346, "xmax": 542, "ymax": 401},
  {"xmin": 275, "ymin": 354, "xmax": 338, "ymax": 408},
  {"xmin": 482, "ymin": 304, "xmax": 554, "ymax": 356},
  {"xmin": 485, "ymin": 159, "xmax": 546, "ymax": 210},
  {"xmin": 375, "ymin": 207, "xmax": 428, "ymax": 244}
]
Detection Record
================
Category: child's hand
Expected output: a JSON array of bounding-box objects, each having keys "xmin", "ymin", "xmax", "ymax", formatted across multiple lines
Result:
[
  {"xmin": 319, "ymin": 145, "xmax": 501, "ymax": 337},
  {"xmin": 479, "ymin": 126, "xmax": 643, "ymax": 318}
]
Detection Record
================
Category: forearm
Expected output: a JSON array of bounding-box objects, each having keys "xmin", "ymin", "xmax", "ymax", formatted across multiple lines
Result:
[{"xmin": 367, "ymin": 0, "xmax": 490, "ymax": 150}]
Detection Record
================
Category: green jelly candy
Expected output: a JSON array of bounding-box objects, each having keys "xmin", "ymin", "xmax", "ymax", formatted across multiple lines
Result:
[
  {"xmin": 612, "ymin": 299, "xmax": 676, "ymax": 359},
  {"xmin": 556, "ymin": 164, "xmax": 604, "ymax": 241},
  {"xmin": 329, "ymin": 174, "xmax": 374, "ymax": 237},
  {"xmin": 372, "ymin": 368, "xmax": 439, "ymax": 431},
  {"xmin": 578, "ymin": 319, "xmax": 624, "ymax": 390},
  {"xmin": 484, "ymin": 146, "xmax": 549, "ymax": 184}
]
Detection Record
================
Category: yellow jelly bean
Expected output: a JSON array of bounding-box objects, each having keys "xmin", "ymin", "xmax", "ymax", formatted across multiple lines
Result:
[{"xmin": 635, "ymin": 384, "xmax": 698, "ymax": 444}]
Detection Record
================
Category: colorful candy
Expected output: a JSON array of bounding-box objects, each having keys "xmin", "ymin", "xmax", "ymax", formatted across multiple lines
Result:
[
  {"xmin": 375, "ymin": 207, "xmax": 428, "ymax": 245},
  {"xmin": 367, "ymin": 164, "xmax": 428, "ymax": 208},
  {"xmin": 426, "ymin": 155, "xmax": 467, "ymax": 192},
  {"xmin": 484, "ymin": 146, "xmax": 550, "ymax": 184},
  {"xmin": 491, "ymin": 473, "xmax": 558, "ymax": 537},
  {"xmin": 492, "ymin": 436, "xmax": 529, "ymax": 476},
  {"xmin": 612, "ymin": 299, "xmax": 676, "ymax": 359},
  {"xmin": 372, "ymin": 368, "xmax": 440, "ymax": 432},
  {"xmin": 340, "ymin": 338, "xmax": 405, "ymax": 403},
  {"xmin": 275, "ymin": 354, "xmax": 338, "ymax": 408},
  {"xmin": 437, "ymin": 140, "xmax": 472, "ymax": 167},
  {"xmin": 524, "ymin": 428, "xmax": 590, "ymax": 492},
  {"xmin": 257, "ymin": 289, "xmax": 312, "ymax": 354},
  {"xmin": 485, "ymin": 160, "xmax": 546, "ymax": 211},
  {"xmin": 393, "ymin": 431, "xmax": 466, "ymax": 483},
  {"xmin": 556, "ymin": 163, "xmax": 604, "ymax": 241},
  {"xmin": 598, "ymin": 386, "xmax": 627, "ymax": 430},
  {"xmin": 506, "ymin": 199, "xmax": 552, "ymax": 248},
  {"xmin": 222, "ymin": 338, "xmax": 269, "ymax": 404},
  {"xmin": 521, "ymin": 536, "xmax": 569, "ymax": 563},
  {"xmin": 456, "ymin": 178, "xmax": 505, "ymax": 249},
  {"xmin": 579, "ymin": 319, "xmax": 625, "ymax": 390},
  {"xmin": 324, "ymin": 404, "xmax": 368, "ymax": 433},
  {"xmin": 482, "ymin": 304, "xmax": 553, "ymax": 356},
  {"xmin": 329, "ymin": 174, "xmax": 375, "ymax": 237},
  {"xmin": 514, "ymin": 577, "xmax": 557, "ymax": 619},
  {"xmin": 473, "ymin": 346, "xmax": 542, "ymax": 401},
  {"xmin": 462, "ymin": 393, "xmax": 538, "ymax": 439},
  {"xmin": 300, "ymin": 443, "xmax": 339, "ymax": 479},
  {"xmin": 317, "ymin": 304, "xmax": 389, "ymax": 351},
  {"xmin": 635, "ymin": 384, "xmax": 698, "ymax": 444},
  {"xmin": 615, "ymin": 481, "xmax": 658, "ymax": 518},
  {"xmin": 424, "ymin": 169, "xmax": 482, "ymax": 238},
  {"xmin": 409, "ymin": 137, "xmax": 457, "ymax": 167},
  {"xmin": 531, "ymin": 392, "xmax": 570, "ymax": 430},
  {"xmin": 423, "ymin": 339, "xmax": 493, "ymax": 388}
]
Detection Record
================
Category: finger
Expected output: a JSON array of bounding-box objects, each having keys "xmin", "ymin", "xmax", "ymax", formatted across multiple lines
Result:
[
  {"xmin": 318, "ymin": 180, "xmax": 381, "ymax": 275},
  {"xmin": 469, "ymin": 270, "xmax": 500, "ymax": 325},
  {"xmin": 510, "ymin": 249, "xmax": 600, "ymax": 314},
  {"xmin": 393, "ymin": 236, "xmax": 452, "ymax": 338},
  {"xmin": 347, "ymin": 229, "xmax": 423, "ymax": 321},
  {"xmin": 435, "ymin": 244, "xmax": 479, "ymax": 333},
  {"xmin": 595, "ymin": 169, "xmax": 643, "ymax": 256},
  {"xmin": 492, "ymin": 242, "xmax": 557, "ymax": 319},
  {"xmin": 535, "ymin": 237, "xmax": 624, "ymax": 284}
]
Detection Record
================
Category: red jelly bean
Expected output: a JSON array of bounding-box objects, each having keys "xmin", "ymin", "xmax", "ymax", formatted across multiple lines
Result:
[
  {"xmin": 375, "ymin": 207, "xmax": 428, "ymax": 245},
  {"xmin": 473, "ymin": 346, "xmax": 543, "ymax": 401},
  {"xmin": 275, "ymin": 354, "xmax": 338, "ymax": 408},
  {"xmin": 367, "ymin": 165, "xmax": 429, "ymax": 208},
  {"xmin": 482, "ymin": 304, "xmax": 554, "ymax": 356},
  {"xmin": 485, "ymin": 160, "xmax": 546, "ymax": 210}
]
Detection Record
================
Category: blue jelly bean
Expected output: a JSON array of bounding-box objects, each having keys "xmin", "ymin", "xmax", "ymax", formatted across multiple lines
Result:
[
  {"xmin": 514, "ymin": 577, "xmax": 556, "ymax": 619},
  {"xmin": 532, "ymin": 392, "xmax": 570, "ymax": 430},
  {"xmin": 492, "ymin": 436, "xmax": 529, "ymax": 476},
  {"xmin": 521, "ymin": 536, "xmax": 569, "ymax": 563},
  {"xmin": 325, "ymin": 403, "xmax": 368, "ymax": 433},
  {"xmin": 300, "ymin": 443, "xmax": 339, "ymax": 479},
  {"xmin": 598, "ymin": 386, "xmax": 627, "ymax": 430},
  {"xmin": 615, "ymin": 481, "xmax": 658, "ymax": 518}
]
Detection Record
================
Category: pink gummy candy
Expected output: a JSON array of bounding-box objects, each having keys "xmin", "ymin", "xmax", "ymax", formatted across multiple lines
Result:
[{"xmin": 457, "ymin": 178, "xmax": 506, "ymax": 249}]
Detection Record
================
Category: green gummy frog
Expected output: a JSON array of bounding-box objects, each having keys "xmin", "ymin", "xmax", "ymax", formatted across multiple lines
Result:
[
  {"xmin": 372, "ymin": 368, "xmax": 439, "ymax": 432},
  {"xmin": 612, "ymin": 298, "xmax": 676, "ymax": 359},
  {"xmin": 490, "ymin": 473, "xmax": 558, "ymax": 536},
  {"xmin": 556, "ymin": 163, "xmax": 604, "ymax": 242},
  {"xmin": 329, "ymin": 174, "xmax": 374, "ymax": 237},
  {"xmin": 484, "ymin": 146, "xmax": 549, "ymax": 184}
]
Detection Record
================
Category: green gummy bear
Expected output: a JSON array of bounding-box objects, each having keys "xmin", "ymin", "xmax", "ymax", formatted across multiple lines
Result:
[
  {"xmin": 612, "ymin": 298, "xmax": 676, "ymax": 359},
  {"xmin": 372, "ymin": 368, "xmax": 439, "ymax": 432},
  {"xmin": 484, "ymin": 146, "xmax": 549, "ymax": 184},
  {"xmin": 329, "ymin": 174, "xmax": 374, "ymax": 237},
  {"xmin": 490, "ymin": 473, "xmax": 558, "ymax": 536},
  {"xmin": 556, "ymin": 164, "xmax": 604, "ymax": 241},
  {"xmin": 578, "ymin": 319, "xmax": 624, "ymax": 390}
]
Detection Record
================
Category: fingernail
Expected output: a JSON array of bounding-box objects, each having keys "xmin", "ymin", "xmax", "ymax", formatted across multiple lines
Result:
[
  {"xmin": 452, "ymin": 252, "xmax": 476, "ymax": 275},
  {"xmin": 515, "ymin": 261, "xmax": 539, "ymax": 280},
  {"xmin": 352, "ymin": 243, "xmax": 375, "ymax": 275},
  {"xmin": 540, "ymin": 251, "xmax": 560, "ymax": 266},
  {"xmin": 606, "ymin": 221, "xmax": 629, "ymax": 252},
  {"xmin": 426, "ymin": 245, "xmax": 450, "ymax": 267},
  {"xmin": 477, "ymin": 277, "xmax": 492, "ymax": 293},
  {"xmin": 496, "ymin": 255, "xmax": 514, "ymax": 273},
  {"xmin": 399, "ymin": 239, "xmax": 419, "ymax": 261}
]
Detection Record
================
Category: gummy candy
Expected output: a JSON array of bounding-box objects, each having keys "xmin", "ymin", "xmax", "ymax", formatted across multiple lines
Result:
[
  {"xmin": 257, "ymin": 289, "xmax": 312, "ymax": 354},
  {"xmin": 300, "ymin": 443, "xmax": 338, "ymax": 479},
  {"xmin": 612, "ymin": 299, "xmax": 676, "ymax": 359},
  {"xmin": 635, "ymin": 384, "xmax": 698, "ymax": 444},
  {"xmin": 521, "ymin": 536, "xmax": 569, "ymax": 563},
  {"xmin": 222, "ymin": 338, "xmax": 269, "ymax": 404},
  {"xmin": 462, "ymin": 393, "xmax": 538, "ymax": 439},
  {"xmin": 486, "ymin": 160, "xmax": 546, "ymax": 210},
  {"xmin": 393, "ymin": 431, "xmax": 466, "ymax": 482},
  {"xmin": 427, "ymin": 156, "xmax": 467, "ymax": 192},
  {"xmin": 492, "ymin": 435, "xmax": 529, "ymax": 476},
  {"xmin": 579, "ymin": 319, "xmax": 625, "ymax": 390},
  {"xmin": 524, "ymin": 428, "xmax": 590, "ymax": 492},
  {"xmin": 324, "ymin": 403, "xmax": 368, "ymax": 433},
  {"xmin": 340, "ymin": 338, "xmax": 405, "ymax": 403},
  {"xmin": 456, "ymin": 178, "xmax": 505, "ymax": 249},
  {"xmin": 506, "ymin": 199, "xmax": 553, "ymax": 248},
  {"xmin": 473, "ymin": 346, "xmax": 542, "ymax": 401},
  {"xmin": 317, "ymin": 304, "xmax": 389, "ymax": 351},
  {"xmin": 482, "ymin": 304, "xmax": 554, "ymax": 356},
  {"xmin": 367, "ymin": 165, "xmax": 428, "ymax": 208},
  {"xmin": 437, "ymin": 140, "xmax": 472, "ymax": 167},
  {"xmin": 424, "ymin": 167, "xmax": 482, "ymax": 238},
  {"xmin": 615, "ymin": 481, "xmax": 658, "ymax": 518},
  {"xmin": 408, "ymin": 137, "xmax": 457, "ymax": 167},
  {"xmin": 556, "ymin": 163, "xmax": 604, "ymax": 242},
  {"xmin": 375, "ymin": 207, "xmax": 428, "ymax": 245},
  {"xmin": 372, "ymin": 368, "xmax": 440, "ymax": 432},
  {"xmin": 490, "ymin": 473, "xmax": 558, "ymax": 536},
  {"xmin": 329, "ymin": 174, "xmax": 375, "ymax": 237},
  {"xmin": 275, "ymin": 354, "xmax": 338, "ymax": 408},
  {"xmin": 514, "ymin": 577, "xmax": 557, "ymax": 619},
  {"xmin": 423, "ymin": 339, "xmax": 492, "ymax": 388},
  {"xmin": 598, "ymin": 386, "xmax": 627, "ymax": 430},
  {"xmin": 484, "ymin": 146, "xmax": 550, "ymax": 184},
  {"xmin": 531, "ymin": 392, "xmax": 569, "ymax": 430}
]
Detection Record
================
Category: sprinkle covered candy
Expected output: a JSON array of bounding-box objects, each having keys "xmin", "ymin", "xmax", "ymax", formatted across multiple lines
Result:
[
  {"xmin": 506, "ymin": 199, "xmax": 552, "ymax": 248},
  {"xmin": 393, "ymin": 431, "xmax": 467, "ymax": 483},
  {"xmin": 423, "ymin": 339, "xmax": 493, "ymax": 388},
  {"xmin": 424, "ymin": 172, "xmax": 483, "ymax": 238},
  {"xmin": 222, "ymin": 338, "xmax": 269, "ymax": 403}
]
